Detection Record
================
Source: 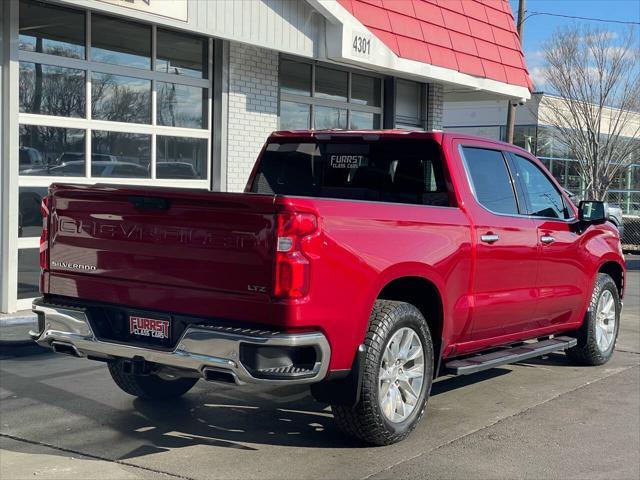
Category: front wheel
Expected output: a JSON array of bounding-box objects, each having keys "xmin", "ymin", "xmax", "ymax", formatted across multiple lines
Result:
[
  {"xmin": 567, "ymin": 273, "xmax": 621, "ymax": 366},
  {"xmin": 332, "ymin": 300, "xmax": 434, "ymax": 445},
  {"xmin": 108, "ymin": 360, "xmax": 199, "ymax": 400}
]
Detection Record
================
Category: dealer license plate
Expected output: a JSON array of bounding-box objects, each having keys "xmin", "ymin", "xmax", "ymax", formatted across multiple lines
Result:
[{"xmin": 129, "ymin": 315, "xmax": 170, "ymax": 341}]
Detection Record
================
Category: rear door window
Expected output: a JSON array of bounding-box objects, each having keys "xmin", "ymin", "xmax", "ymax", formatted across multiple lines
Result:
[
  {"xmin": 251, "ymin": 140, "xmax": 451, "ymax": 206},
  {"xmin": 461, "ymin": 147, "xmax": 519, "ymax": 215}
]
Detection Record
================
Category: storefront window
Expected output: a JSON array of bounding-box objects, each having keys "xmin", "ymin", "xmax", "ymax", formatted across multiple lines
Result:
[
  {"xmin": 550, "ymin": 159, "xmax": 568, "ymax": 188},
  {"xmin": 156, "ymin": 29, "xmax": 208, "ymax": 78},
  {"xmin": 157, "ymin": 83, "xmax": 207, "ymax": 129},
  {"xmin": 19, "ymin": 125, "xmax": 85, "ymax": 175},
  {"xmin": 279, "ymin": 101, "xmax": 310, "ymax": 130},
  {"xmin": 350, "ymin": 111, "xmax": 380, "ymax": 129},
  {"xmin": 91, "ymin": 131, "xmax": 151, "ymax": 178},
  {"xmin": 279, "ymin": 58, "xmax": 382, "ymax": 130},
  {"xmin": 156, "ymin": 137, "xmax": 208, "ymax": 179},
  {"xmin": 19, "ymin": 62, "xmax": 85, "ymax": 117},
  {"xmin": 315, "ymin": 66, "xmax": 348, "ymax": 101},
  {"xmin": 352, "ymin": 74, "xmax": 381, "ymax": 107},
  {"xmin": 18, "ymin": 249, "xmax": 40, "ymax": 300},
  {"xmin": 314, "ymin": 106, "xmax": 347, "ymax": 129},
  {"xmin": 395, "ymin": 80, "xmax": 423, "ymax": 129},
  {"xmin": 92, "ymin": 73, "xmax": 151, "ymax": 124},
  {"xmin": 280, "ymin": 59, "xmax": 311, "ymax": 97},
  {"xmin": 19, "ymin": 0, "xmax": 85, "ymax": 59},
  {"xmin": 19, "ymin": 187, "xmax": 48, "ymax": 238},
  {"xmin": 91, "ymin": 14, "xmax": 151, "ymax": 69},
  {"xmin": 537, "ymin": 126, "xmax": 571, "ymax": 159},
  {"xmin": 566, "ymin": 160, "xmax": 582, "ymax": 192}
]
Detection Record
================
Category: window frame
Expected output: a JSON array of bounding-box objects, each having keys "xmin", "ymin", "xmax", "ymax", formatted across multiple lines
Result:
[
  {"xmin": 18, "ymin": 5, "xmax": 212, "ymax": 190},
  {"xmin": 278, "ymin": 55, "xmax": 384, "ymax": 130},
  {"xmin": 459, "ymin": 145, "xmax": 522, "ymax": 217}
]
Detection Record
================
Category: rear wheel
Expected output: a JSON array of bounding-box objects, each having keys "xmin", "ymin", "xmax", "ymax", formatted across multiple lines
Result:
[
  {"xmin": 567, "ymin": 273, "xmax": 620, "ymax": 366},
  {"xmin": 108, "ymin": 360, "xmax": 198, "ymax": 400},
  {"xmin": 332, "ymin": 300, "xmax": 434, "ymax": 445}
]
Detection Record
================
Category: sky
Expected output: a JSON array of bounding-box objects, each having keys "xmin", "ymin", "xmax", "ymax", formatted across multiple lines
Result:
[{"xmin": 508, "ymin": 0, "xmax": 640, "ymax": 90}]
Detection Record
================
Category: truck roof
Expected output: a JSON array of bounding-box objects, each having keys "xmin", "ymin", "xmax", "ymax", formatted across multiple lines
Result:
[{"xmin": 269, "ymin": 129, "xmax": 532, "ymax": 155}]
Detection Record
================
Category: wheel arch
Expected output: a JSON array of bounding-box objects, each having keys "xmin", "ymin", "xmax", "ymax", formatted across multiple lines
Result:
[
  {"xmin": 376, "ymin": 274, "xmax": 445, "ymax": 376},
  {"xmin": 598, "ymin": 260, "xmax": 625, "ymax": 298}
]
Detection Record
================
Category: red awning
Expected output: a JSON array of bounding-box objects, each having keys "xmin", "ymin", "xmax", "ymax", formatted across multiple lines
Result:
[{"xmin": 337, "ymin": 0, "xmax": 532, "ymax": 90}]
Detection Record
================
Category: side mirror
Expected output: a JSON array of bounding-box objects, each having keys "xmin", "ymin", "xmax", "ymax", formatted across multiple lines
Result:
[{"xmin": 578, "ymin": 200, "xmax": 609, "ymax": 224}]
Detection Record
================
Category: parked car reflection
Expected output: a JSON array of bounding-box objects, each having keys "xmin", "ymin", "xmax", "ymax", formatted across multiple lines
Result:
[
  {"xmin": 155, "ymin": 161, "xmax": 198, "ymax": 179},
  {"xmin": 21, "ymin": 160, "xmax": 149, "ymax": 178},
  {"xmin": 57, "ymin": 152, "xmax": 118, "ymax": 164},
  {"xmin": 19, "ymin": 146, "xmax": 44, "ymax": 172}
]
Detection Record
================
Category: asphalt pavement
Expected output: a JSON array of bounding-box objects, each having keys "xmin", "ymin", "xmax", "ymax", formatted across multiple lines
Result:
[{"xmin": 1, "ymin": 260, "xmax": 638, "ymax": 480}]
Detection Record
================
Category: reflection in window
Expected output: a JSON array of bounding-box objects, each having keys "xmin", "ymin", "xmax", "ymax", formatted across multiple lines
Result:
[
  {"xmin": 18, "ymin": 248, "xmax": 40, "ymax": 299},
  {"xmin": 19, "ymin": 187, "xmax": 48, "ymax": 238},
  {"xmin": 19, "ymin": 62, "xmax": 85, "ymax": 118},
  {"xmin": 19, "ymin": 0, "xmax": 85, "ymax": 59},
  {"xmin": 315, "ymin": 67, "xmax": 348, "ymax": 101},
  {"xmin": 91, "ymin": 14, "xmax": 151, "ymax": 69},
  {"xmin": 91, "ymin": 131, "xmax": 150, "ymax": 178},
  {"xmin": 314, "ymin": 106, "xmax": 347, "ymax": 130},
  {"xmin": 396, "ymin": 80, "xmax": 423, "ymax": 129},
  {"xmin": 280, "ymin": 101, "xmax": 310, "ymax": 130},
  {"xmin": 351, "ymin": 74, "xmax": 381, "ymax": 107},
  {"xmin": 350, "ymin": 111, "xmax": 380, "ymax": 130},
  {"xmin": 156, "ymin": 136, "xmax": 207, "ymax": 179},
  {"xmin": 280, "ymin": 59, "xmax": 311, "ymax": 97},
  {"xmin": 512, "ymin": 155, "xmax": 569, "ymax": 219},
  {"xmin": 19, "ymin": 125, "xmax": 85, "ymax": 175},
  {"xmin": 156, "ymin": 29, "xmax": 208, "ymax": 78},
  {"xmin": 92, "ymin": 73, "xmax": 151, "ymax": 124},
  {"xmin": 157, "ymin": 82, "xmax": 207, "ymax": 129}
]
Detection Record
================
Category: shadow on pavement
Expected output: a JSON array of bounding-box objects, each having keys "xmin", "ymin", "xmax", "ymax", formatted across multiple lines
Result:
[{"xmin": 0, "ymin": 346, "xmax": 588, "ymax": 460}]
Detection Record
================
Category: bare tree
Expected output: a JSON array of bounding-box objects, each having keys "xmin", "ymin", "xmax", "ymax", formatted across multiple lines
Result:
[{"xmin": 538, "ymin": 25, "xmax": 640, "ymax": 200}]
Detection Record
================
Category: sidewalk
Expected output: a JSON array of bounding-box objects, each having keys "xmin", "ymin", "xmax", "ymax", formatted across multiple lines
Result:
[{"xmin": 0, "ymin": 436, "xmax": 158, "ymax": 480}]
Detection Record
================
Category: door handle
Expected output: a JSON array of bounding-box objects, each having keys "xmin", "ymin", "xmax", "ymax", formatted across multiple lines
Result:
[
  {"xmin": 540, "ymin": 235, "xmax": 556, "ymax": 244},
  {"xmin": 480, "ymin": 233, "xmax": 500, "ymax": 244}
]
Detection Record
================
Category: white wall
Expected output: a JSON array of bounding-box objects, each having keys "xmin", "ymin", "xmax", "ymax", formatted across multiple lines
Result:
[
  {"xmin": 443, "ymin": 96, "xmax": 540, "ymax": 129},
  {"xmin": 226, "ymin": 43, "xmax": 279, "ymax": 192},
  {"xmin": 57, "ymin": 0, "xmax": 323, "ymax": 60}
]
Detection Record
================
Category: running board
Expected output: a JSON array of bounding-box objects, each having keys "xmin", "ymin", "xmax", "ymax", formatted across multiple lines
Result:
[{"xmin": 445, "ymin": 336, "xmax": 577, "ymax": 376}]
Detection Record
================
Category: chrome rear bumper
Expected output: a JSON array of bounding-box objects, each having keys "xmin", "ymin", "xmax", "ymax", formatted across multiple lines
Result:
[{"xmin": 31, "ymin": 300, "xmax": 330, "ymax": 385}]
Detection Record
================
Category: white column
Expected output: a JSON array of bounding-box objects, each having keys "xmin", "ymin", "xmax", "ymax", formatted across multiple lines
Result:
[{"xmin": 0, "ymin": 0, "xmax": 20, "ymax": 313}]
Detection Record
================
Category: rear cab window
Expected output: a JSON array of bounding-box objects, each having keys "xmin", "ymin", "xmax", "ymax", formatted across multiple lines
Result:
[{"xmin": 250, "ymin": 139, "xmax": 453, "ymax": 207}]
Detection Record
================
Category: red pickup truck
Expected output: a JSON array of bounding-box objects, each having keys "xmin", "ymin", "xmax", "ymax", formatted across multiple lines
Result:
[{"xmin": 32, "ymin": 131, "xmax": 625, "ymax": 445}]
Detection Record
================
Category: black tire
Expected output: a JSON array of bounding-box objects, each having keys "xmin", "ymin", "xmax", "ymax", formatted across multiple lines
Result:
[
  {"xmin": 108, "ymin": 360, "xmax": 198, "ymax": 400},
  {"xmin": 566, "ymin": 273, "xmax": 621, "ymax": 366},
  {"xmin": 331, "ymin": 300, "xmax": 434, "ymax": 445}
]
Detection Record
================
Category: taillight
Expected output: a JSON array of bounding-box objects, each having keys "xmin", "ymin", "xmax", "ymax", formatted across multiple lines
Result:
[
  {"xmin": 39, "ymin": 196, "xmax": 50, "ymax": 270},
  {"xmin": 274, "ymin": 212, "xmax": 318, "ymax": 299}
]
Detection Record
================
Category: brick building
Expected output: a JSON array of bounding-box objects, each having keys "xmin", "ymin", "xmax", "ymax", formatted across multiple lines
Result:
[{"xmin": 0, "ymin": 0, "xmax": 531, "ymax": 317}]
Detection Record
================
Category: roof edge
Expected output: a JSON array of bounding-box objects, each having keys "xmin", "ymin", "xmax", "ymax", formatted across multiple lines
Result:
[{"xmin": 306, "ymin": 0, "xmax": 531, "ymax": 101}]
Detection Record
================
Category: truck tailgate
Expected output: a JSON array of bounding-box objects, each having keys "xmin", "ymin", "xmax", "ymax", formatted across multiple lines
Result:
[{"xmin": 47, "ymin": 184, "xmax": 277, "ymax": 297}]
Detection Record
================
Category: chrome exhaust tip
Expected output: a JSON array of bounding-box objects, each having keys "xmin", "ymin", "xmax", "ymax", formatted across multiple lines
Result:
[
  {"xmin": 202, "ymin": 367, "xmax": 240, "ymax": 385},
  {"xmin": 51, "ymin": 341, "xmax": 82, "ymax": 358}
]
